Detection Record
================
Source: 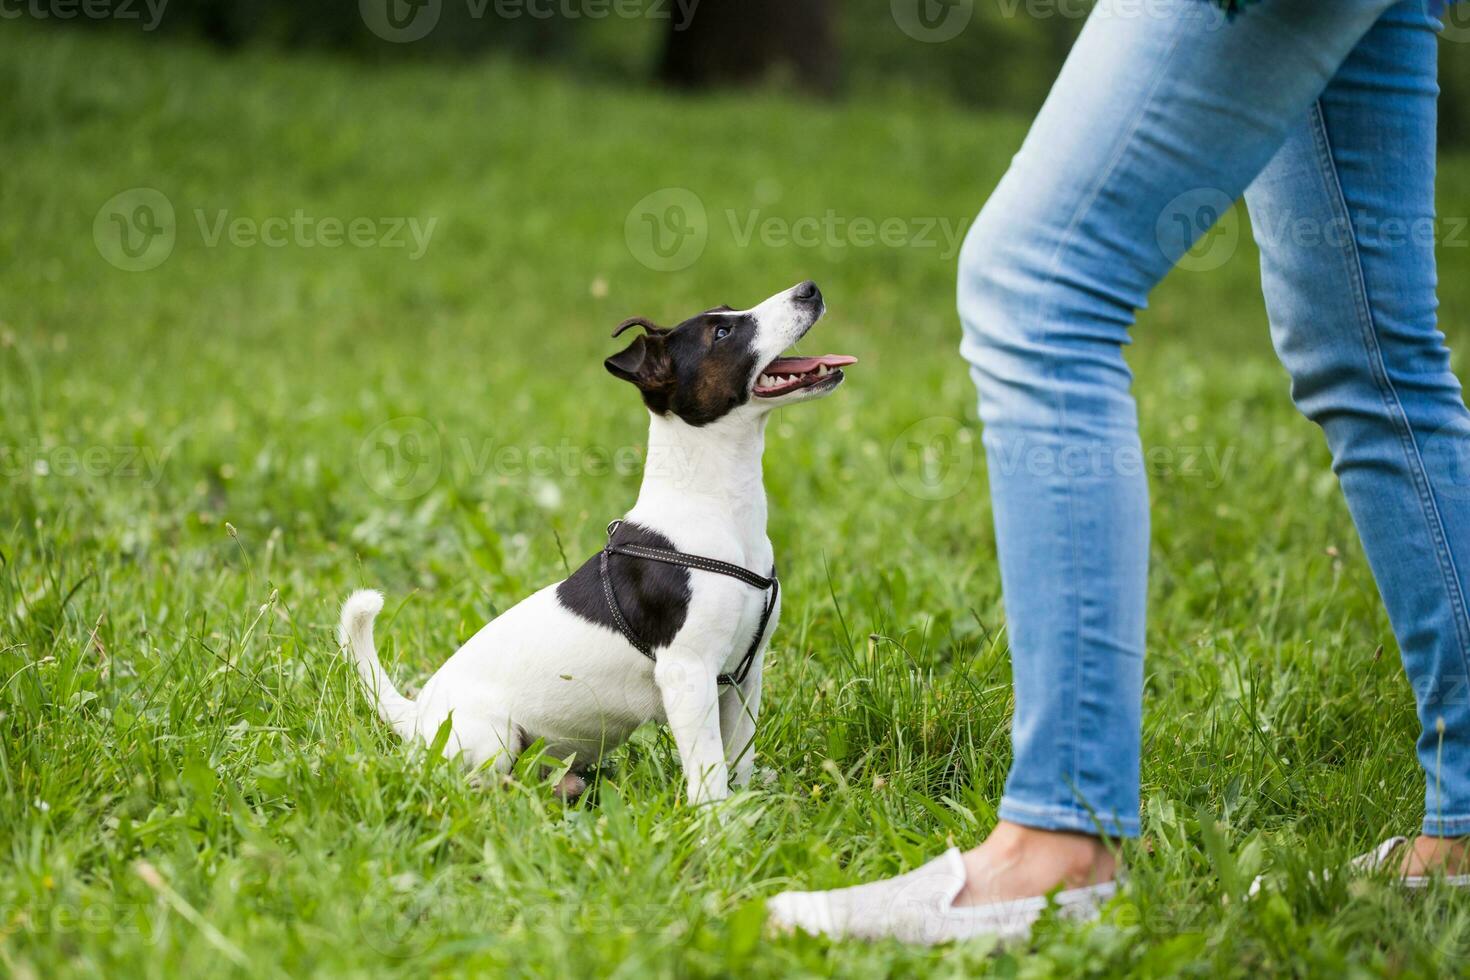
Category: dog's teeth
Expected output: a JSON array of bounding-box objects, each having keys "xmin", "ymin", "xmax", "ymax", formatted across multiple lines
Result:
[
  {"xmin": 759, "ymin": 374, "xmax": 773, "ymax": 386},
  {"xmin": 817, "ymin": 365, "xmax": 829, "ymax": 376}
]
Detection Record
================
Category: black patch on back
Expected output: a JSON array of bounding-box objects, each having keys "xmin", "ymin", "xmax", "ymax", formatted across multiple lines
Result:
[{"xmin": 555, "ymin": 522, "xmax": 691, "ymax": 651}]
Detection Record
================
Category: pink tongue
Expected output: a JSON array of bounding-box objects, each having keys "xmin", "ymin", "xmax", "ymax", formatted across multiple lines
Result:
[{"xmin": 764, "ymin": 354, "xmax": 858, "ymax": 373}]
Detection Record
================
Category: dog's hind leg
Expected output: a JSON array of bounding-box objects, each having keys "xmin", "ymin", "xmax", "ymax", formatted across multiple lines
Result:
[{"xmin": 444, "ymin": 712, "xmax": 521, "ymax": 783}]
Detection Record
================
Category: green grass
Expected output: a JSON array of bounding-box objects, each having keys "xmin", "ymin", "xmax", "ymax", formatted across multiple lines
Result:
[{"xmin": 5, "ymin": 24, "xmax": 1470, "ymax": 978}]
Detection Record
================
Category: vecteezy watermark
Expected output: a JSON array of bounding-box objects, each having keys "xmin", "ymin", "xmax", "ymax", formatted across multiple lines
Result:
[
  {"xmin": 891, "ymin": 0, "xmax": 974, "ymax": 43},
  {"xmin": 94, "ymin": 189, "xmax": 438, "ymax": 270},
  {"xmin": 0, "ymin": 899, "xmax": 166, "ymax": 945},
  {"xmin": 625, "ymin": 187, "xmax": 709, "ymax": 272},
  {"xmin": 1408, "ymin": 673, "xmax": 1470, "ymax": 710},
  {"xmin": 356, "ymin": 416, "xmax": 702, "ymax": 500},
  {"xmin": 889, "ymin": 416, "xmax": 976, "ymax": 501},
  {"xmin": 93, "ymin": 188, "xmax": 176, "ymax": 272},
  {"xmin": 355, "ymin": 885, "xmax": 675, "ymax": 958},
  {"xmin": 1158, "ymin": 186, "xmax": 1470, "ymax": 274},
  {"xmin": 892, "ymin": 0, "xmax": 1225, "ymax": 42},
  {"xmin": 0, "ymin": 0, "xmax": 168, "ymax": 30},
  {"xmin": 360, "ymin": 0, "xmax": 699, "ymax": 44},
  {"xmin": 985, "ymin": 433, "xmax": 1238, "ymax": 488},
  {"xmin": 358, "ymin": 417, "xmax": 444, "ymax": 501},
  {"xmin": 195, "ymin": 210, "xmax": 436, "ymax": 258},
  {"xmin": 1443, "ymin": 0, "xmax": 1470, "ymax": 44},
  {"xmin": 1, "ymin": 442, "xmax": 171, "ymax": 486},
  {"xmin": 1156, "ymin": 187, "xmax": 1239, "ymax": 273},
  {"xmin": 889, "ymin": 417, "xmax": 1238, "ymax": 500},
  {"xmin": 624, "ymin": 187, "xmax": 968, "ymax": 272},
  {"xmin": 1424, "ymin": 419, "xmax": 1470, "ymax": 503},
  {"xmin": 727, "ymin": 209, "xmax": 966, "ymax": 257},
  {"xmin": 1249, "ymin": 210, "xmax": 1469, "ymax": 254},
  {"xmin": 993, "ymin": 0, "xmax": 1227, "ymax": 27}
]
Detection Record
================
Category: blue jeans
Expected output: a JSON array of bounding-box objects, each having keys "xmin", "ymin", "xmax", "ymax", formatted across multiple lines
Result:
[{"xmin": 958, "ymin": 0, "xmax": 1470, "ymax": 838}]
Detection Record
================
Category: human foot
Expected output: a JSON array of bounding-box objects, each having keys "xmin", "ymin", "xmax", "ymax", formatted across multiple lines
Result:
[
  {"xmin": 955, "ymin": 821, "xmax": 1117, "ymax": 906},
  {"xmin": 1252, "ymin": 834, "xmax": 1470, "ymax": 896},
  {"xmin": 766, "ymin": 822, "xmax": 1119, "ymax": 944},
  {"xmin": 1397, "ymin": 835, "xmax": 1470, "ymax": 877}
]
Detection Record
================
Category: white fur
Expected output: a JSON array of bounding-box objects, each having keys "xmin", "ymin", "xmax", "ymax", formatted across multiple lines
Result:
[{"xmin": 338, "ymin": 282, "xmax": 833, "ymax": 804}]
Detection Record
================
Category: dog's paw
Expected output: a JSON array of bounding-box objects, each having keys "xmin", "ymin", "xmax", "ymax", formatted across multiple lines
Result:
[{"xmin": 553, "ymin": 772, "xmax": 588, "ymax": 801}]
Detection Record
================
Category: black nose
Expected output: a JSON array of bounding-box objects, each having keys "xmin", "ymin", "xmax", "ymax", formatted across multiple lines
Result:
[{"xmin": 794, "ymin": 280, "xmax": 820, "ymax": 302}]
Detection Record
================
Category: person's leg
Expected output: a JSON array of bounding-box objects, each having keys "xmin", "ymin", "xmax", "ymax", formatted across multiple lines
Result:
[
  {"xmin": 767, "ymin": 0, "xmax": 1425, "ymax": 941},
  {"xmin": 1244, "ymin": 0, "xmax": 1470, "ymax": 867},
  {"xmin": 955, "ymin": 0, "xmax": 1406, "ymax": 898}
]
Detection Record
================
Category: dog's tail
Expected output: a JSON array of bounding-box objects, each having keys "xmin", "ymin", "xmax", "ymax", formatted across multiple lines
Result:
[{"xmin": 337, "ymin": 589, "xmax": 417, "ymax": 741}]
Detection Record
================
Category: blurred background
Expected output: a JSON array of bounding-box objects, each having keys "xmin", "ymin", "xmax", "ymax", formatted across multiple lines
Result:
[{"xmin": 12, "ymin": 0, "xmax": 1470, "ymax": 145}]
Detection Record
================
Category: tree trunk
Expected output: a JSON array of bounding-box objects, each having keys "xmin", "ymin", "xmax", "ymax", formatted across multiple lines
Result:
[{"xmin": 659, "ymin": 0, "xmax": 836, "ymax": 97}]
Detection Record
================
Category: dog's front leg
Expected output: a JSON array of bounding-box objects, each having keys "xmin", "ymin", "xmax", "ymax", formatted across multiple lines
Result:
[
  {"xmin": 719, "ymin": 651, "xmax": 763, "ymax": 789},
  {"xmin": 654, "ymin": 654, "xmax": 728, "ymax": 805}
]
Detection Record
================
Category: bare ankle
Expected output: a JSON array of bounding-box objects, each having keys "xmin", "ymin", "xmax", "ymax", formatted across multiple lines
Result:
[
  {"xmin": 1405, "ymin": 834, "xmax": 1470, "ymax": 876},
  {"xmin": 953, "ymin": 822, "xmax": 1117, "ymax": 906}
]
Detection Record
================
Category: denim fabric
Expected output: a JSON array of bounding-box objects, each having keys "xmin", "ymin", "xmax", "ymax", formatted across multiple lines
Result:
[{"xmin": 958, "ymin": 0, "xmax": 1469, "ymax": 837}]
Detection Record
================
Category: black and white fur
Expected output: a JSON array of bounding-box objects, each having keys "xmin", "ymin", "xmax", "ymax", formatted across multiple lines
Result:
[{"xmin": 338, "ymin": 281, "xmax": 848, "ymax": 804}]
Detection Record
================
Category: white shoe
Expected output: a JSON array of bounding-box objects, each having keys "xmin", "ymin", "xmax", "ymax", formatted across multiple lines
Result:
[
  {"xmin": 1249, "ymin": 835, "xmax": 1470, "ymax": 896},
  {"xmin": 766, "ymin": 847, "xmax": 1118, "ymax": 945}
]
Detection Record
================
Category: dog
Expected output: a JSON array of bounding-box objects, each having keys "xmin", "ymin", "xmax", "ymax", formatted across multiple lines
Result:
[{"xmin": 338, "ymin": 281, "xmax": 855, "ymax": 804}]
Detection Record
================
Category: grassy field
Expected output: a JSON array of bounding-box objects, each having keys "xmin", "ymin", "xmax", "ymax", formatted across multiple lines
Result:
[{"xmin": 5, "ymin": 23, "xmax": 1470, "ymax": 978}]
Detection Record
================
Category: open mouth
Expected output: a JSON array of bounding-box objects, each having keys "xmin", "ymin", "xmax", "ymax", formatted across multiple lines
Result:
[{"xmin": 753, "ymin": 354, "xmax": 858, "ymax": 398}]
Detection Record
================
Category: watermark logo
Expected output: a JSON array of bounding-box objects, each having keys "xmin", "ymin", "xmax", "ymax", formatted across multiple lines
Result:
[
  {"xmin": 354, "ymin": 423, "xmax": 696, "ymax": 501},
  {"xmin": 2, "ymin": 442, "xmax": 170, "ymax": 486},
  {"xmin": 1442, "ymin": 0, "xmax": 1470, "ymax": 44},
  {"xmin": 1425, "ymin": 419, "xmax": 1470, "ymax": 502},
  {"xmin": 891, "ymin": 0, "xmax": 974, "ymax": 43},
  {"xmin": 360, "ymin": 0, "xmax": 442, "ymax": 42},
  {"xmin": 889, "ymin": 416, "xmax": 975, "ymax": 500},
  {"xmin": 625, "ymin": 187, "xmax": 708, "ymax": 272},
  {"xmin": 358, "ymin": 417, "xmax": 444, "ymax": 501},
  {"xmin": 94, "ymin": 187, "xmax": 176, "ymax": 271},
  {"xmin": 623, "ymin": 195, "xmax": 967, "ymax": 271},
  {"xmin": 990, "ymin": 0, "xmax": 1227, "ymax": 29},
  {"xmin": 1157, "ymin": 187, "xmax": 1238, "ymax": 272},
  {"xmin": 889, "ymin": 422, "xmax": 1238, "ymax": 498},
  {"xmin": 361, "ymin": 0, "xmax": 699, "ymax": 44},
  {"xmin": 194, "ymin": 209, "xmax": 436, "ymax": 258},
  {"xmin": 355, "ymin": 880, "xmax": 448, "ymax": 958},
  {"xmin": 94, "ymin": 189, "xmax": 438, "ymax": 268},
  {"xmin": 0, "ymin": 0, "xmax": 170, "ymax": 30},
  {"xmin": 728, "ymin": 209, "xmax": 965, "ymax": 256}
]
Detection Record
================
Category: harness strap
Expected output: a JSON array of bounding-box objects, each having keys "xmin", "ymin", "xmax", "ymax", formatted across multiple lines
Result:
[{"xmin": 599, "ymin": 519, "xmax": 778, "ymax": 687}]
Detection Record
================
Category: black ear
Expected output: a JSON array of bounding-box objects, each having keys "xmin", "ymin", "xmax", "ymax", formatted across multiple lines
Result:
[
  {"xmin": 605, "ymin": 334, "xmax": 673, "ymax": 400},
  {"xmin": 605, "ymin": 334, "xmax": 650, "ymax": 382}
]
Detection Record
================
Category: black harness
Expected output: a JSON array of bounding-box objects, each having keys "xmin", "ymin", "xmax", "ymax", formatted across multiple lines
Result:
[{"xmin": 599, "ymin": 520, "xmax": 779, "ymax": 687}]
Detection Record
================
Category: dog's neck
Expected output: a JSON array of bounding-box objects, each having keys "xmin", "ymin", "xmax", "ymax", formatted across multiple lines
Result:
[{"xmin": 634, "ymin": 410, "xmax": 770, "ymax": 552}]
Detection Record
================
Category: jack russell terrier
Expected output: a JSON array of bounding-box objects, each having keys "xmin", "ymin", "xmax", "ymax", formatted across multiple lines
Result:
[{"xmin": 338, "ymin": 280, "xmax": 855, "ymax": 804}]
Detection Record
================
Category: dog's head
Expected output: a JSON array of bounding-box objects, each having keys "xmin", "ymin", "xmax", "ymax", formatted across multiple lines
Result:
[{"xmin": 605, "ymin": 280, "xmax": 856, "ymax": 426}]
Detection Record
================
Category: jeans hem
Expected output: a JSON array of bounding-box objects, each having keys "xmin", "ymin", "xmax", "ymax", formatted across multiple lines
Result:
[
  {"xmin": 998, "ymin": 796, "xmax": 1140, "ymax": 839},
  {"xmin": 1421, "ymin": 813, "xmax": 1470, "ymax": 837}
]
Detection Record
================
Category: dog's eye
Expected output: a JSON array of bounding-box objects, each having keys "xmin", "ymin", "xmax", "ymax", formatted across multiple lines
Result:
[{"xmin": 713, "ymin": 324, "xmax": 731, "ymax": 341}]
